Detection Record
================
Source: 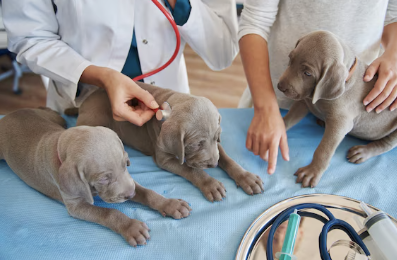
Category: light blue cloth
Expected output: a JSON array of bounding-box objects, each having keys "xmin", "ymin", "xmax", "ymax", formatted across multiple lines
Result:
[{"xmin": 0, "ymin": 109, "xmax": 396, "ymax": 260}]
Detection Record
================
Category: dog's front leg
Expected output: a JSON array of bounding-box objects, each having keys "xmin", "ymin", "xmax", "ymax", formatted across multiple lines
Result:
[
  {"xmin": 63, "ymin": 199, "xmax": 150, "ymax": 247},
  {"xmin": 218, "ymin": 144, "xmax": 264, "ymax": 195},
  {"xmin": 283, "ymin": 101, "xmax": 309, "ymax": 131},
  {"xmin": 131, "ymin": 182, "xmax": 192, "ymax": 218},
  {"xmin": 295, "ymin": 119, "xmax": 353, "ymax": 188},
  {"xmin": 155, "ymin": 152, "xmax": 226, "ymax": 202}
]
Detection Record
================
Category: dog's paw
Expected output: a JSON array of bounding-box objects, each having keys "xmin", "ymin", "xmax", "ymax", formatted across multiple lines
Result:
[
  {"xmin": 198, "ymin": 177, "xmax": 226, "ymax": 202},
  {"xmin": 347, "ymin": 145, "xmax": 373, "ymax": 164},
  {"xmin": 294, "ymin": 164, "xmax": 323, "ymax": 188},
  {"xmin": 121, "ymin": 219, "xmax": 150, "ymax": 247},
  {"xmin": 158, "ymin": 198, "xmax": 192, "ymax": 219},
  {"xmin": 234, "ymin": 171, "xmax": 264, "ymax": 195}
]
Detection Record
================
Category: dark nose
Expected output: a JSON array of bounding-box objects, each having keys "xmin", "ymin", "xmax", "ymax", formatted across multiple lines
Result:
[
  {"xmin": 277, "ymin": 83, "xmax": 287, "ymax": 92},
  {"xmin": 125, "ymin": 191, "xmax": 136, "ymax": 200},
  {"xmin": 207, "ymin": 163, "xmax": 218, "ymax": 168}
]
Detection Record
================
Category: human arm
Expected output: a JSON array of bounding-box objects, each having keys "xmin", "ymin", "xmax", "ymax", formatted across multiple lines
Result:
[
  {"xmin": 3, "ymin": 0, "xmax": 158, "ymax": 125},
  {"xmin": 238, "ymin": 0, "xmax": 289, "ymax": 175},
  {"xmin": 240, "ymin": 35, "xmax": 289, "ymax": 174}
]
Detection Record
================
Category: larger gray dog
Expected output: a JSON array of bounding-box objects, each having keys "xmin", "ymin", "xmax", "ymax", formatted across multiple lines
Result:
[
  {"xmin": 0, "ymin": 108, "xmax": 191, "ymax": 246},
  {"xmin": 278, "ymin": 30, "xmax": 397, "ymax": 188},
  {"xmin": 77, "ymin": 83, "xmax": 264, "ymax": 201}
]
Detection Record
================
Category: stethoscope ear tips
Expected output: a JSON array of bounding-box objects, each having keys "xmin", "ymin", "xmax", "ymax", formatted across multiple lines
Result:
[{"xmin": 156, "ymin": 101, "xmax": 172, "ymax": 121}]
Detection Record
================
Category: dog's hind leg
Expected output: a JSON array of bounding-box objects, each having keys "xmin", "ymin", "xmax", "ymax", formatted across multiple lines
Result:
[{"xmin": 347, "ymin": 130, "xmax": 397, "ymax": 164}]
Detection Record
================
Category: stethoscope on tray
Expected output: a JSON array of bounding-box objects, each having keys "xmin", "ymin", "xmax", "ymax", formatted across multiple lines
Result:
[{"xmin": 266, "ymin": 203, "xmax": 370, "ymax": 260}]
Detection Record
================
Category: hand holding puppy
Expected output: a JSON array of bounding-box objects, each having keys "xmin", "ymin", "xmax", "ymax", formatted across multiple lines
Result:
[
  {"xmin": 363, "ymin": 23, "xmax": 397, "ymax": 113},
  {"xmin": 80, "ymin": 65, "xmax": 159, "ymax": 126}
]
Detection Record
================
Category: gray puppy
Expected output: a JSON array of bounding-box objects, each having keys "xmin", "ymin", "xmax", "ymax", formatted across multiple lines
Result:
[
  {"xmin": 77, "ymin": 83, "xmax": 264, "ymax": 202},
  {"xmin": 0, "ymin": 108, "xmax": 191, "ymax": 246},
  {"xmin": 278, "ymin": 30, "xmax": 397, "ymax": 188}
]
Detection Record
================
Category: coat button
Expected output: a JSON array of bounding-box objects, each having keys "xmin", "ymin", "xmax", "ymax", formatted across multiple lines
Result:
[
  {"xmin": 143, "ymin": 39, "xmax": 148, "ymax": 44},
  {"xmin": 150, "ymin": 81, "xmax": 155, "ymax": 85}
]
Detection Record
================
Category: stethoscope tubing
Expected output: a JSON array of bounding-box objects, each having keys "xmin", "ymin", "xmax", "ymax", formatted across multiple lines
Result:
[{"xmin": 265, "ymin": 203, "xmax": 370, "ymax": 260}]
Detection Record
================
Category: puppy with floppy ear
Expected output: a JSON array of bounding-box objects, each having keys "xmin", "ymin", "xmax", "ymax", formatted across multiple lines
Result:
[
  {"xmin": 157, "ymin": 120, "xmax": 185, "ymax": 165},
  {"xmin": 311, "ymin": 60, "xmax": 349, "ymax": 104},
  {"xmin": 0, "ymin": 108, "xmax": 192, "ymax": 247},
  {"xmin": 78, "ymin": 84, "xmax": 264, "ymax": 202},
  {"xmin": 279, "ymin": 30, "xmax": 397, "ymax": 188}
]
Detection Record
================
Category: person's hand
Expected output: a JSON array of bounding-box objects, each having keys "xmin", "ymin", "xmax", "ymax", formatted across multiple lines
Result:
[
  {"xmin": 80, "ymin": 66, "xmax": 159, "ymax": 126},
  {"xmin": 363, "ymin": 50, "xmax": 397, "ymax": 113},
  {"xmin": 102, "ymin": 70, "xmax": 159, "ymax": 126},
  {"xmin": 246, "ymin": 106, "xmax": 290, "ymax": 174}
]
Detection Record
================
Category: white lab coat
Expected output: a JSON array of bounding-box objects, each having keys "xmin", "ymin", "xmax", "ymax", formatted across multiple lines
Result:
[{"xmin": 3, "ymin": 0, "xmax": 238, "ymax": 113}]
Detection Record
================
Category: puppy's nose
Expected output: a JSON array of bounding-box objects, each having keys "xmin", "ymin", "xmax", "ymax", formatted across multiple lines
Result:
[
  {"xmin": 125, "ymin": 191, "xmax": 136, "ymax": 200},
  {"xmin": 277, "ymin": 83, "xmax": 287, "ymax": 92},
  {"xmin": 207, "ymin": 163, "xmax": 218, "ymax": 168}
]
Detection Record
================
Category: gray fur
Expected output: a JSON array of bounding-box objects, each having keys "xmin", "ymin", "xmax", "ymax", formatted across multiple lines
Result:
[
  {"xmin": 77, "ymin": 83, "xmax": 264, "ymax": 201},
  {"xmin": 278, "ymin": 30, "xmax": 397, "ymax": 188},
  {"xmin": 0, "ymin": 108, "xmax": 191, "ymax": 247}
]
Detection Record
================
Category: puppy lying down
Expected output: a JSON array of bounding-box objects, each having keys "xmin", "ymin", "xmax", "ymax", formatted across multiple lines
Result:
[
  {"xmin": 77, "ymin": 83, "xmax": 264, "ymax": 202},
  {"xmin": 0, "ymin": 108, "xmax": 191, "ymax": 246},
  {"xmin": 278, "ymin": 30, "xmax": 397, "ymax": 187}
]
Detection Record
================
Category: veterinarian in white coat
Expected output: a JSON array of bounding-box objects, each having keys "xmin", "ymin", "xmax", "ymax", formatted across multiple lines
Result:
[{"xmin": 2, "ymin": 0, "xmax": 238, "ymax": 126}]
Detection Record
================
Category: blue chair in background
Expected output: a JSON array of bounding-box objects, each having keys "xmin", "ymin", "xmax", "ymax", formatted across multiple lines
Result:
[{"xmin": 0, "ymin": 1, "xmax": 30, "ymax": 94}]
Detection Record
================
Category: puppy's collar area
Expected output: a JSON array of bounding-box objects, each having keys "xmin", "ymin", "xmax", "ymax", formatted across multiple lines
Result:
[{"xmin": 345, "ymin": 57, "xmax": 357, "ymax": 82}]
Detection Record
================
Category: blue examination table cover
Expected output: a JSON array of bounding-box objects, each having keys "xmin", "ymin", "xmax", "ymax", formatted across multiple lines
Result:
[{"xmin": 0, "ymin": 109, "xmax": 396, "ymax": 260}]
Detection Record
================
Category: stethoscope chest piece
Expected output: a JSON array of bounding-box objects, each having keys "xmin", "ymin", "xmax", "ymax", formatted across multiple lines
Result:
[{"xmin": 156, "ymin": 101, "xmax": 172, "ymax": 121}]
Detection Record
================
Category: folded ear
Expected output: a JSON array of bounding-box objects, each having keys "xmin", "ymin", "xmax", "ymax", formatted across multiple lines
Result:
[
  {"xmin": 157, "ymin": 121, "xmax": 185, "ymax": 165},
  {"xmin": 124, "ymin": 151, "xmax": 131, "ymax": 166},
  {"xmin": 312, "ymin": 61, "xmax": 348, "ymax": 104},
  {"xmin": 57, "ymin": 131, "xmax": 93, "ymax": 204},
  {"xmin": 58, "ymin": 160, "xmax": 94, "ymax": 205}
]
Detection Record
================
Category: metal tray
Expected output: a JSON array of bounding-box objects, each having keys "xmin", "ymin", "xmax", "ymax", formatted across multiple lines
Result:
[{"xmin": 235, "ymin": 194, "xmax": 397, "ymax": 260}]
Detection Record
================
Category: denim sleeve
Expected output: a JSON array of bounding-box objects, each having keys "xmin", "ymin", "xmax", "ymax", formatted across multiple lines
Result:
[{"xmin": 164, "ymin": 0, "xmax": 191, "ymax": 26}]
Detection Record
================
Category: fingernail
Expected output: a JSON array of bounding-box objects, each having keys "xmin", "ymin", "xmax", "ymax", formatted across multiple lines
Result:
[
  {"xmin": 376, "ymin": 109, "xmax": 381, "ymax": 114},
  {"xmin": 287, "ymin": 155, "xmax": 290, "ymax": 161},
  {"xmin": 151, "ymin": 101, "xmax": 159, "ymax": 109},
  {"xmin": 363, "ymin": 101, "xmax": 369, "ymax": 106},
  {"xmin": 367, "ymin": 107, "xmax": 372, "ymax": 113},
  {"xmin": 364, "ymin": 76, "xmax": 370, "ymax": 82}
]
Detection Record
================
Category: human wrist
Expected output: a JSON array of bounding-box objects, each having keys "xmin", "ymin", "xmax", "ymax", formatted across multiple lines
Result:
[
  {"xmin": 80, "ymin": 65, "xmax": 115, "ymax": 89},
  {"xmin": 252, "ymin": 92, "xmax": 279, "ymax": 114},
  {"xmin": 384, "ymin": 48, "xmax": 397, "ymax": 61}
]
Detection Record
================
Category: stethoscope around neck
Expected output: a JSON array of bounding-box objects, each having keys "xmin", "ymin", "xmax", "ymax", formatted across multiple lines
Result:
[{"xmin": 266, "ymin": 203, "xmax": 370, "ymax": 260}]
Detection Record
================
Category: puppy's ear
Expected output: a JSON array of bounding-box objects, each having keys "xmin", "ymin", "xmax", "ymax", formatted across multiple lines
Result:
[
  {"xmin": 295, "ymin": 38, "xmax": 301, "ymax": 48},
  {"xmin": 158, "ymin": 121, "xmax": 185, "ymax": 165},
  {"xmin": 57, "ymin": 130, "xmax": 93, "ymax": 204},
  {"xmin": 312, "ymin": 62, "xmax": 347, "ymax": 104},
  {"xmin": 58, "ymin": 161, "xmax": 94, "ymax": 204},
  {"xmin": 124, "ymin": 151, "xmax": 131, "ymax": 166}
]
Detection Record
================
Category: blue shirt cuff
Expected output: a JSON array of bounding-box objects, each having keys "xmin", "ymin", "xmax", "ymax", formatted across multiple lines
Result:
[{"xmin": 164, "ymin": 0, "xmax": 191, "ymax": 26}]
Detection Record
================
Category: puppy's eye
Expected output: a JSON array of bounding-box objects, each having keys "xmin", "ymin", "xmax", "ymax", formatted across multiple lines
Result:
[{"xmin": 304, "ymin": 71, "xmax": 312, "ymax": 76}]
